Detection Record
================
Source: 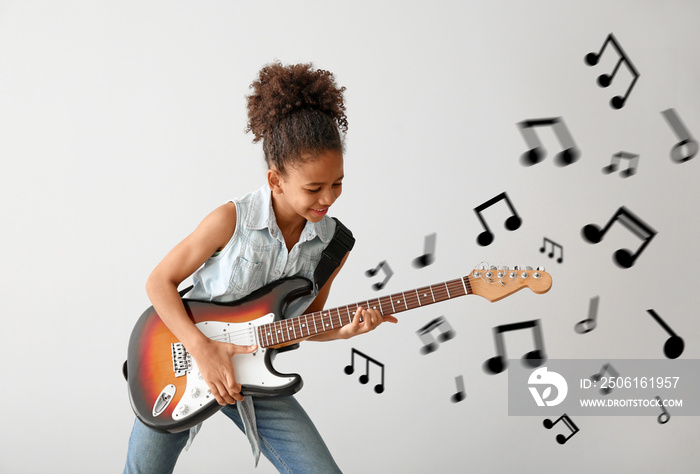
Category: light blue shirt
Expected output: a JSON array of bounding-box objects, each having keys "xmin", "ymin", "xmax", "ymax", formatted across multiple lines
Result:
[{"xmin": 188, "ymin": 184, "xmax": 336, "ymax": 315}]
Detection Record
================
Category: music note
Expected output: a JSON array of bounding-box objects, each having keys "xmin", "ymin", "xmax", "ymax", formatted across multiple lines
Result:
[
  {"xmin": 590, "ymin": 363, "xmax": 619, "ymax": 395},
  {"xmin": 412, "ymin": 233, "xmax": 436, "ymax": 268},
  {"xmin": 344, "ymin": 348, "xmax": 385, "ymax": 394},
  {"xmin": 540, "ymin": 237, "xmax": 563, "ymax": 263},
  {"xmin": 365, "ymin": 260, "xmax": 393, "ymax": 291},
  {"xmin": 451, "ymin": 375, "xmax": 466, "ymax": 403},
  {"xmin": 656, "ymin": 396, "xmax": 670, "ymax": 424},
  {"xmin": 574, "ymin": 296, "xmax": 599, "ymax": 334},
  {"xmin": 602, "ymin": 151, "xmax": 639, "ymax": 177},
  {"xmin": 647, "ymin": 309, "xmax": 685, "ymax": 359},
  {"xmin": 517, "ymin": 117, "xmax": 580, "ymax": 167},
  {"xmin": 543, "ymin": 414, "xmax": 579, "ymax": 444},
  {"xmin": 416, "ymin": 316, "xmax": 456, "ymax": 355},
  {"xmin": 483, "ymin": 319, "xmax": 546, "ymax": 375},
  {"xmin": 581, "ymin": 206, "xmax": 657, "ymax": 269},
  {"xmin": 661, "ymin": 108, "xmax": 698, "ymax": 163},
  {"xmin": 473, "ymin": 192, "xmax": 522, "ymax": 246},
  {"xmin": 585, "ymin": 33, "xmax": 640, "ymax": 109}
]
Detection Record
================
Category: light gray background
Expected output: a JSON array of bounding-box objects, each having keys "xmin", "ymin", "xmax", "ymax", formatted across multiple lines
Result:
[{"xmin": 1, "ymin": 1, "xmax": 699, "ymax": 473}]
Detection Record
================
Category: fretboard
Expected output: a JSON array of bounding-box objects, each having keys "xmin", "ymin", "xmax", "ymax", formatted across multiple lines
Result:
[{"xmin": 256, "ymin": 275, "xmax": 473, "ymax": 348}]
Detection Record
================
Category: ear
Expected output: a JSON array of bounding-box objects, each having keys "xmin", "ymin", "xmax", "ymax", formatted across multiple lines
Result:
[{"xmin": 267, "ymin": 168, "xmax": 285, "ymax": 194}]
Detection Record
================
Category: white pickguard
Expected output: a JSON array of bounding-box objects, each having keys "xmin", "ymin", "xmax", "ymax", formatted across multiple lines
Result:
[{"xmin": 171, "ymin": 313, "xmax": 296, "ymax": 422}]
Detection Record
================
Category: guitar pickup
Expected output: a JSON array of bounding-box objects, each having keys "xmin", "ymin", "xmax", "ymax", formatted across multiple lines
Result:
[{"xmin": 171, "ymin": 342, "xmax": 191, "ymax": 377}]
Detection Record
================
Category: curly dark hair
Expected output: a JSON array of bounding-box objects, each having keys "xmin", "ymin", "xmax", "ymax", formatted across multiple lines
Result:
[{"xmin": 245, "ymin": 61, "xmax": 348, "ymax": 174}]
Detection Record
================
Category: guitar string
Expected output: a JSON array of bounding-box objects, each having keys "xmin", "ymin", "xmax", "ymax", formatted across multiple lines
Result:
[{"xmin": 195, "ymin": 277, "xmax": 472, "ymax": 345}]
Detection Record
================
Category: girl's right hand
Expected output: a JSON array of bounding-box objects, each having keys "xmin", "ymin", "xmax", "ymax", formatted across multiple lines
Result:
[{"xmin": 189, "ymin": 339, "xmax": 258, "ymax": 405}]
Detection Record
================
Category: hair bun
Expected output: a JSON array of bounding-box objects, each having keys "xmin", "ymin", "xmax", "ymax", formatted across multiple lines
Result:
[{"xmin": 246, "ymin": 61, "xmax": 347, "ymax": 143}]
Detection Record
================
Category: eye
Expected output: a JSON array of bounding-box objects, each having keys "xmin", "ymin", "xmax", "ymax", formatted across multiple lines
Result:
[{"xmin": 307, "ymin": 188, "xmax": 321, "ymax": 193}]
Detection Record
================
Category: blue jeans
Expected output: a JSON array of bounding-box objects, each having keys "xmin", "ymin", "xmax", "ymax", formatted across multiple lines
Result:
[{"xmin": 124, "ymin": 396, "xmax": 341, "ymax": 473}]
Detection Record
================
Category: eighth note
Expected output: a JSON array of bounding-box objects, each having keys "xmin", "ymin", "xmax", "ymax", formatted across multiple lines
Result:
[
  {"xmin": 412, "ymin": 233, "xmax": 436, "ymax": 268},
  {"xmin": 574, "ymin": 296, "xmax": 599, "ymax": 334},
  {"xmin": 365, "ymin": 260, "xmax": 393, "ymax": 291},
  {"xmin": 590, "ymin": 363, "xmax": 619, "ymax": 395},
  {"xmin": 656, "ymin": 396, "xmax": 670, "ymax": 424},
  {"xmin": 661, "ymin": 108, "xmax": 698, "ymax": 163},
  {"xmin": 602, "ymin": 151, "xmax": 639, "ymax": 177},
  {"xmin": 473, "ymin": 192, "xmax": 522, "ymax": 246},
  {"xmin": 344, "ymin": 348, "xmax": 385, "ymax": 394},
  {"xmin": 543, "ymin": 414, "xmax": 579, "ymax": 445},
  {"xmin": 540, "ymin": 237, "xmax": 563, "ymax": 263},
  {"xmin": 416, "ymin": 316, "xmax": 455, "ymax": 355},
  {"xmin": 451, "ymin": 375, "xmax": 466, "ymax": 403},
  {"xmin": 581, "ymin": 206, "xmax": 656, "ymax": 269},
  {"xmin": 585, "ymin": 32, "xmax": 640, "ymax": 109},
  {"xmin": 484, "ymin": 319, "xmax": 546, "ymax": 375},
  {"xmin": 647, "ymin": 309, "xmax": 684, "ymax": 359},
  {"xmin": 517, "ymin": 117, "xmax": 580, "ymax": 167}
]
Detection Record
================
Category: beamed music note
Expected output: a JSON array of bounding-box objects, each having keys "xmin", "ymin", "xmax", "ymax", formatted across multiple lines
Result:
[{"xmin": 585, "ymin": 33, "xmax": 640, "ymax": 109}]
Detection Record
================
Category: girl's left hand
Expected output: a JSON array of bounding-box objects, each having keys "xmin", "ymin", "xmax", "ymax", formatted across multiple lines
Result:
[{"xmin": 339, "ymin": 306, "xmax": 398, "ymax": 339}]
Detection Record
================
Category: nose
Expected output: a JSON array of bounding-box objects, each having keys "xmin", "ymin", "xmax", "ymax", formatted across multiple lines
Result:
[{"xmin": 319, "ymin": 187, "xmax": 337, "ymax": 206}]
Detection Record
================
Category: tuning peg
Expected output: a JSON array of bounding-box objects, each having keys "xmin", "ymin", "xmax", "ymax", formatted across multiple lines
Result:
[
  {"xmin": 513, "ymin": 266, "xmax": 521, "ymax": 270},
  {"xmin": 537, "ymin": 266, "xmax": 546, "ymax": 272},
  {"xmin": 525, "ymin": 266, "xmax": 533, "ymax": 271}
]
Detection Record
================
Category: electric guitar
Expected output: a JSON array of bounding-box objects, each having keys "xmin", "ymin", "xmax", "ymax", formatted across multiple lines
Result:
[{"xmin": 126, "ymin": 263, "xmax": 552, "ymax": 433}]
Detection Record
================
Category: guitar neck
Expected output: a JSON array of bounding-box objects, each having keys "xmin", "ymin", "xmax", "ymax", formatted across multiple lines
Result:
[{"xmin": 256, "ymin": 276, "xmax": 472, "ymax": 348}]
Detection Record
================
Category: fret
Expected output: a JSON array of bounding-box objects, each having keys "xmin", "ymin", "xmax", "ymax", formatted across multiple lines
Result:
[
  {"xmin": 387, "ymin": 295, "xmax": 396, "ymax": 313},
  {"xmin": 417, "ymin": 286, "xmax": 434, "ymax": 306},
  {"xmin": 300, "ymin": 316, "xmax": 309, "ymax": 337},
  {"xmin": 276, "ymin": 320, "xmax": 285, "ymax": 344},
  {"xmin": 445, "ymin": 282, "xmax": 451, "ymax": 299},
  {"xmin": 403, "ymin": 291, "xmax": 416, "ymax": 310},
  {"xmin": 335, "ymin": 307, "xmax": 344, "ymax": 327},
  {"xmin": 463, "ymin": 276, "xmax": 472, "ymax": 295},
  {"xmin": 393, "ymin": 293, "xmax": 408, "ymax": 312},
  {"xmin": 367, "ymin": 298, "xmax": 382, "ymax": 315},
  {"xmin": 312, "ymin": 312, "xmax": 319, "ymax": 335},
  {"xmin": 461, "ymin": 276, "xmax": 469, "ymax": 295}
]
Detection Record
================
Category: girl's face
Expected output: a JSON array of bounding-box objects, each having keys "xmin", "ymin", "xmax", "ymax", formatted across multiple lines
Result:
[{"xmin": 269, "ymin": 149, "xmax": 344, "ymax": 224}]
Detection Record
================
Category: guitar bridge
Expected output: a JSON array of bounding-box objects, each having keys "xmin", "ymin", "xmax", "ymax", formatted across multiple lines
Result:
[{"xmin": 171, "ymin": 342, "xmax": 191, "ymax": 377}]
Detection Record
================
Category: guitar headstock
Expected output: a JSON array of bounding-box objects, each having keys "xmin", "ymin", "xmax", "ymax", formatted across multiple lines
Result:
[{"xmin": 467, "ymin": 263, "xmax": 552, "ymax": 302}]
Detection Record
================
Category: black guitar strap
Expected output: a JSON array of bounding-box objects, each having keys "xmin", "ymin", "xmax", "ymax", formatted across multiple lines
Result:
[{"xmin": 313, "ymin": 217, "xmax": 355, "ymax": 292}]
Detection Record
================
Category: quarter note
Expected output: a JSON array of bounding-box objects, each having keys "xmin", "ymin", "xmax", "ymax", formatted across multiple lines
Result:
[
  {"xmin": 344, "ymin": 348, "xmax": 385, "ymax": 393},
  {"xmin": 656, "ymin": 396, "xmax": 670, "ymax": 424},
  {"xmin": 585, "ymin": 33, "xmax": 640, "ymax": 109},
  {"xmin": 602, "ymin": 151, "xmax": 639, "ymax": 177},
  {"xmin": 451, "ymin": 375, "xmax": 466, "ymax": 403},
  {"xmin": 473, "ymin": 192, "xmax": 522, "ymax": 246},
  {"xmin": 581, "ymin": 206, "xmax": 657, "ymax": 269},
  {"xmin": 483, "ymin": 319, "xmax": 546, "ymax": 374},
  {"xmin": 543, "ymin": 414, "xmax": 579, "ymax": 444},
  {"xmin": 416, "ymin": 316, "xmax": 456, "ymax": 355},
  {"xmin": 517, "ymin": 117, "xmax": 580, "ymax": 166},
  {"xmin": 661, "ymin": 108, "xmax": 698, "ymax": 163},
  {"xmin": 590, "ymin": 363, "xmax": 619, "ymax": 395},
  {"xmin": 574, "ymin": 296, "xmax": 599, "ymax": 334},
  {"xmin": 540, "ymin": 237, "xmax": 563, "ymax": 263},
  {"xmin": 647, "ymin": 309, "xmax": 684, "ymax": 359},
  {"xmin": 412, "ymin": 233, "xmax": 436, "ymax": 268},
  {"xmin": 365, "ymin": 260, "xmax": 393, "ymax": 291}
]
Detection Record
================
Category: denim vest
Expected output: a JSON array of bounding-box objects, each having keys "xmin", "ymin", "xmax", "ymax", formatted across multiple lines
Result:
[
  {"xmin": 188, "ymin": 184, "xmax": 336, "ymax": 318},
  {"xmin": 184, "ymin": 185, "xmax": 337, "ymax": 462}
]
